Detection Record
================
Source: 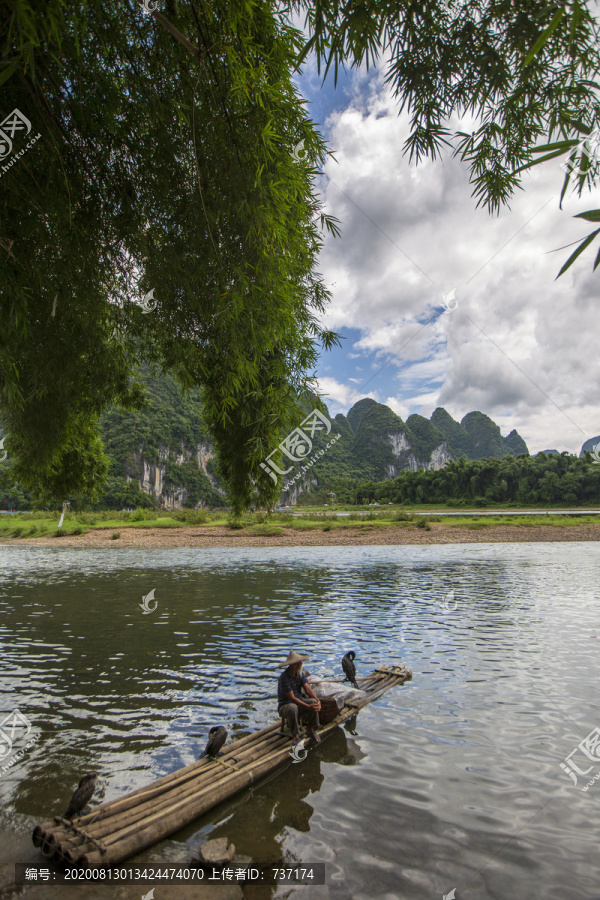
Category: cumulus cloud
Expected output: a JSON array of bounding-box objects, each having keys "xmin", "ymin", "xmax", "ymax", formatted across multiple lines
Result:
[
  {"xmin": 300, "ymin": 63, "xmax": 600, "ymax": 453},
  {"xmin": 314, "ymin": 376, "xmax": 377, "ymax": 414}
]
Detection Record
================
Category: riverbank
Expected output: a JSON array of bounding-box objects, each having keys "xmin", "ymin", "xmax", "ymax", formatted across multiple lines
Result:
[{"xmin": 3, "ymin": 520, "xmax": 600, "ymax": 547}]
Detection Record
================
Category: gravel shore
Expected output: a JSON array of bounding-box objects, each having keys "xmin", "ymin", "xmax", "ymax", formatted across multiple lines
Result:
[{"xmin": 3, "ymin": 521, "xmax": 600, "ymax": 548}]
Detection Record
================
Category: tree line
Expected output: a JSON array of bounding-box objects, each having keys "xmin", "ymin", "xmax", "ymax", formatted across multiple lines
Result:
[{"xmin": 313, "ymin": 453, "xmax": 600, "ymax": 507}]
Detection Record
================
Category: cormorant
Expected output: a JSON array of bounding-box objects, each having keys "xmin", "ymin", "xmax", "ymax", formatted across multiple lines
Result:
[
  {"xmin": 63, "ymin": 773, "xmax": 98, "ymax": 820},
  {"xmin": 199, "ymin": 725, "xmax": 228, "ymax": 759},
  {"xmin": 342, "ymin": 651, "xmax": 358, "ymax": 689}
]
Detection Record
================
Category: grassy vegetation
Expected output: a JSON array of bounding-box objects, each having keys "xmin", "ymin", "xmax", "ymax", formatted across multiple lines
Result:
[
  {"xmin": 0, "ymin": 507, "xmax": 597, "ymax": 540},
  {"xmin": 444, "ymin": 514, "xmax": 600, "ymax": 528},
  {"xmin": 245, "ymin": 524, "xmax": 285, "ymax": 536}
]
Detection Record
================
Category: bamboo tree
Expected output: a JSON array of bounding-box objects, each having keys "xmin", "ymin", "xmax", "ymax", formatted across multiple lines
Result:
[{"xmin": 0, "ymin": 0, "xmax": 340, "ymax": 513}]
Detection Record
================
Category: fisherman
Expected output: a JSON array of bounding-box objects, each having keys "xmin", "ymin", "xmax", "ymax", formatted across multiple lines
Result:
[{"xmin": 278, "ymin": 650, "xmax": 322, "ymax": 747}]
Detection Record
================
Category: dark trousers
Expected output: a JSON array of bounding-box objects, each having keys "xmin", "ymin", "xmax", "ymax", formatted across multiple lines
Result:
[{"xmin": 279, "ymin": 701, "xmax": 320, "ymax": 733}]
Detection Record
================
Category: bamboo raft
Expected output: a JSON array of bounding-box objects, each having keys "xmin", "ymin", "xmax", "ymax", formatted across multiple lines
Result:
[{"xmin": 32, "ymin": 664, "xmax": 411, "ymax": 868}]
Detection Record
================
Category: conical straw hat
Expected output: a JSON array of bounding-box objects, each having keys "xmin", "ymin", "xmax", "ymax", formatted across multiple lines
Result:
[{"xmin": 279, "ymin": 650, "xmax": 310, "ymax": 668}]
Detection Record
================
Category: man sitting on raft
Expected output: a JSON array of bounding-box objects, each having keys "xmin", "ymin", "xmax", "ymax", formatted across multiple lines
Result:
[{"xmin": 278, "ymin": 650, "xmax": 322, "ymax": 747}]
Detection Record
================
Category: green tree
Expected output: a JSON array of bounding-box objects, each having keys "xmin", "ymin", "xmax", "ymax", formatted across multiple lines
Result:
[{"xmin": 0, "ymin": 0, "xmax": 340, "ymax": 515}]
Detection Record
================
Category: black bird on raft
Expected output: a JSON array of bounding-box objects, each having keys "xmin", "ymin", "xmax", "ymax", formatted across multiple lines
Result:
[
  {"xmin": 342, "ymin": 651, "xmax": 358, "ymax": 689},
  {"xmin": 199, "ymin": 725, "xmax": 228, "ymax": 759},
  {"xmin": 63, "ymin": 772, "xmax": 98, "ymax": 820}
]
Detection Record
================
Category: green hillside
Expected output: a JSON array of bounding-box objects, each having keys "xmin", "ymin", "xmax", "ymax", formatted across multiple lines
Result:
[
  {"xmin": 504, "ymin": 429, "xmax": 529, "ymax": 456},
  {"xmin": 461, "ymin": 411, "xmax": 507, "ymax": 459},
  {"xmin": 405, "ymin": 415, "xmax": 447, "ymax": 460},
  {"xmin": 99, "ymin": 371, "xmax": 225, "ymax": 510},
  {"xmin": 430, "ymin": 407, "xmax": 472, "ymax": 458},
  {"xmin": 1, "ymin": 371, "xmax": 537, "ymax": 510}
]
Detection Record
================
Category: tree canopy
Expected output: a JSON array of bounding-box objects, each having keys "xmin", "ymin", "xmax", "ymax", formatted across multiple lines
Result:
[
  {"xmin": 1, "ymin": 0, "xmax": 598, "ymax": 514},
  {"xmin": 320, "ymin": 451, "xmax": 600, "ymax": 507},
  {"xmin": 1, "ymin": 0, "xmax": 340, "ymax": 514}
]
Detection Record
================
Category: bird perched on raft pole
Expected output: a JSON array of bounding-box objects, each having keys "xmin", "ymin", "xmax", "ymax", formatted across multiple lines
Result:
[
  {"xmin": 199, "ymin": 726, "xmax": 228, "ymax": 759},
  {"xmin": 342, "ymin": 651, "xmax": 359, "ymax": 689},
  {"xmin": 63, "ymin": 773, "xmax": 98, "ymax": 820}
]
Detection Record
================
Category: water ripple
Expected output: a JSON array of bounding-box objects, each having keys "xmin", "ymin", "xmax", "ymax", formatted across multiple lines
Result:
[{"xmin": 0, "ymin": 543, "xmax": 599, "ymax": 899}]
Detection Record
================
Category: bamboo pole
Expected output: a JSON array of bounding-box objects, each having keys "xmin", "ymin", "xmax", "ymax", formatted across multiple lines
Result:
[
  {"xmin": 80, "ymin": 674, "xmax": 411, "ymax": 859},
  {"xmin": 62, "ymin": 731, "xmax": 290, "ymax": 848},
  {"xmin": 44, "ymin": 730, "xmax": 293, "ymax": 859},
  {"xmin": 40, "ymin": 673, "xmax": 406, "ymax": 847},
  {"xmin": 34, "ymin": 724, "xmax": 286, "ymax": 845},
  {"xmin": 45, "ymin": 673, "xmax": 410, "ymax": 863},
  {"xmin": 54, "ymin": 713, "xmax": 349, "ymax": 861},
  {"xmin": 33, "ymin": 666, "xmax": 411, "ymax": 868},
  {"xmin": 81, "ymin": 676, "xmax": 412, "ymax": 865},
  {"xmin": 79, "ymin": 742, "xmax": 297, "ymax": 866},
  {"xmin": 52, "ymin": 674, "xmax": 408, "ymax": 864}
]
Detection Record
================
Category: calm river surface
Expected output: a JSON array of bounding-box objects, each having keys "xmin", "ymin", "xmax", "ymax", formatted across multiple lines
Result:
[{"xmin": 1, "ymin": 542, "xmax": 599, "ymax": 899}]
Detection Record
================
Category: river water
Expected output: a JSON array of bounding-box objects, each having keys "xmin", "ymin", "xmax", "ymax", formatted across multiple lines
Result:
[{"xmin": 1, "ymin": 542, "xmax": 599, "ymax": 899}]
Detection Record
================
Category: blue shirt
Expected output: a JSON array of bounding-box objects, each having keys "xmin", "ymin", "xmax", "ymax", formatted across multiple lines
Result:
[{"xmin": 278, "ymin": 669, "xmax": 308, "ymax": 710}]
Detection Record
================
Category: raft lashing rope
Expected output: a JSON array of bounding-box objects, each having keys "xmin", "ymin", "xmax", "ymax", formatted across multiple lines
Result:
[{"xmin": 32, "ymin": 664, "xmax": 411, "ymax": 868}]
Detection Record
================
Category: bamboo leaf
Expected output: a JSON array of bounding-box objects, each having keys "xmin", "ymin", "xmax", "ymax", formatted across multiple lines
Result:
[
  {"xmin": 557, "ymin": 228, "xmax": 600, "ymax": 278},
  {"xmin": 514, "ymin": 146, "xmax": 575, "ymax": 174},
  {"xmin": 0, "ymin": 61, "xmax": 18, "ymax": 86},
  {"xmin": 575, "ymin": 210, "xmax": 600, "ymax": 222},
  {"xmin": 523, "ymin": 7, "xmax": 565, "ymax": 66}
]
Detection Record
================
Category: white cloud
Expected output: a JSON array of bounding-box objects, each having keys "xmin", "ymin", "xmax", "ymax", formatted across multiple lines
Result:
[
  {"xmin": 307, "ymin": 64, "xmax": 600, "ymax": 453},
  {"xmin": 315, "ymin": 376, "xmax": 378, "ymax": 415}
]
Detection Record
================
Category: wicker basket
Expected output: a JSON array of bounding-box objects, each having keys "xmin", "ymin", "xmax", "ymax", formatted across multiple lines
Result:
[{"xmin": 316, "ymin": 696, "xmax": 340, "ymax": 725}]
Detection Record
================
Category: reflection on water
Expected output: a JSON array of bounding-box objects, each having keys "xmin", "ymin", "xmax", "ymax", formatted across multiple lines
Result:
[{"xmin": 1, "ymin": 543, "xmax": 600, "ymax": 899}]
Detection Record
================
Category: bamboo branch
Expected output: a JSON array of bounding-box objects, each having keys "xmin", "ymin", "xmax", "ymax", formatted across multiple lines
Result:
[{"xmin": 147, "ymin": 7, "xmax": 202, "ymax": 59}]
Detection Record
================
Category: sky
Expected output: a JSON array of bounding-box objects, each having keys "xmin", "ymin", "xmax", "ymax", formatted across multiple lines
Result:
[{"xmin": 290, "ymin": 27, "xmax": 600, "ymax": 456}]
